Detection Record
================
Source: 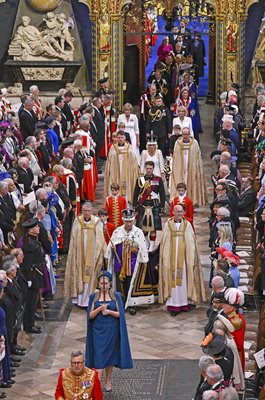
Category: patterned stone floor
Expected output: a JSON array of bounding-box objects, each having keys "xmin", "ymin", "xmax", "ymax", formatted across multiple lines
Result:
[{"xmin": 6, "ymin": 101, "xmax": 217, "ymax": 399}]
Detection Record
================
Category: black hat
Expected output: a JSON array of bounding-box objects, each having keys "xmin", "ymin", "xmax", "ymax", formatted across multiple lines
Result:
[
  {"xmin": 46, "ymin": 116, "xmax": 56, "ymax": 125},
  {"xmin": 22, "ymin": 218, "xmax": 39, "ymax": 229},
  {"xmin": 230, "ymin": 82, "xmax": 240, "ymax": 90},
  {"xmin": 98, "ymin": 78, "xmax": 108, "ymax": 85},
  {"xmin": 202, "ymin": 334, "xmax": 227, "ymax": 355},
  {"xmin": 122, "ymin": 208, "xmax": 135, "ymax": 221},
  {"xmin": 155, "ymin": 93, "xmax": 163, "ymax": 100},
  {"xmin": 61, "ymin": 136, "xmax": 75, "ymax": 147}
]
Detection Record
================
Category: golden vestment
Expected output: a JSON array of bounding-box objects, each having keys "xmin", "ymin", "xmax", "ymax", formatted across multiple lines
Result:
[
  {"xmin": 104, "ymin": 142, "xmax": 139, "ymax": 204},
  {"xmin": 170, "ymin": 137, "xmax": 207, "ymax": 206},
  {"xmin": 64, "ymin": 215, "xmax": 105, "ymax": 298},
  {"xmin": 158, "ymin": 217, "xmax": 206, "ymax": 304}
]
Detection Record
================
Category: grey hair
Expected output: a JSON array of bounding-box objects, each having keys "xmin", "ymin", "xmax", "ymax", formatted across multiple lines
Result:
[
  {"xmin": 221, "ymin": 387, "xmax": 239, "ymax": 400},
  {"xmin": 220, "ymin": 92, "xmax": 227, "ymax": 100},
  {"xmin": 24, "ymin": 98, "xmax": 34, "ymax": 106},
  {"xmin": 29, "ymin": 85, "xmax": 38, "ymax": 93},
  {"xmin": 2, "ymin": 260, "xmax": 16, "ymax": 275},
  {"xmin": 34, "ymin": 205, "xmax": 45, "ymax": 216},
  {"xmin": 0, "ymin": 181, "xmax": 8, "ymax": 190},
  {"xmin": 211, "ymin": 275, "xmax": 225, "ymax": 289},
  {"xmin": 25, "ymin": 136, "xmax": 35, "ymax": 145},
  {"xmin": 82, "ymin": 201, "xmax": 92, "ymax": 210},
  {"xmin": 74, "ymin": 139, "xmax": 82, "ymax": 147},
  {"xmin": 70, "ymin": 350, "xmax": 84, "ymax": 360},
  {"xmin": 18, "ymin": 157, "xmax": 28, "ymax": 167},
  {"xmin": 198, "ymin": 355, "xmax": 215, "ymax": 372},
  {"xmin": 61, "ymin": 158, "xmax": 72, "ymax": 169},
  {"xmin": 257, "ymin": 95, "xmax": 265, "ymax": 102},
  {"xmin": 35, "ymin": 188, "xmax": 47, "ymax": 200},
  {"xmin": 202, "ymin": 390, "xmax": 219, "ymax": 400},
  {"xmin": 217, "ymin": 207, "xmax": 230, "ymax": 218},
  {"xmin": 29, "ymin": 200, "xmax": 40, "ymax": 214},
  {"xmin": 206, "ymin": 364, "xmax": 224, "ymax": 381}
]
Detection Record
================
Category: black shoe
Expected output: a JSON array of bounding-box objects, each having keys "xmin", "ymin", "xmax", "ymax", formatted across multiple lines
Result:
[
  {"xmin": 25, "ymin": 327, "xmax": 42, "ymax": 334},
  {"xmin": 170, "ymin": 311, "xmax": 179, "ymax": 316},
  {"xmin": 11, "ymin": 349, "xmax": 25, "ymax": 356},
  {"xmin": 11, "ymin": 356, "xmax": 21, "ymax": 363},
  {"xmin": 42, "ymin": 302, "xmax": 50, "ymax": 309},
  {"xmin": 10, "ymin": 373, "xmax": 16, "ymax": 378},
  {"xmin": 16, "ymin": 345, "xmax": 26, "ymax": 352},
  {"xmin": 129, "ymin": 307, "xmax": 137, "ymax": 316},
  {"xmin": 7, "ymin": 380, "xmax": 15, "ymax": 385},
  {"xmin": 0, "ymin": 393, "xmax": 6, "ymax": 398},
  {"xmin": 10, "ymin": 362, "xmax": 19, "ymax": 368},
  {"xmin": 0, "ymin": 383, "xmax": 11, "ymax": 389},
  {"xmin": 34, "ymin": 325, "xmax": 41, "ymax": 330}
]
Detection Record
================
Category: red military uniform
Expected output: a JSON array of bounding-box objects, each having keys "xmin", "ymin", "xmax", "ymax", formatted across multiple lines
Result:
[
  {"xmin": 103, "ymin": 221, "xmax": 116, "ymax": 245},
  {"xmin": 228, "ymin": 311, "xmax": 246, "ymax": 371},
  {"xmin": 170, "ymin": 195, "xmax": 194, "ymax": 225},
  {"xmin": 55, "ymin": 367, "xmax": 102, "ymax": 400},
  {"xmin": 105, "ymin": 195, "xmax": 127, "ymax": 228}
]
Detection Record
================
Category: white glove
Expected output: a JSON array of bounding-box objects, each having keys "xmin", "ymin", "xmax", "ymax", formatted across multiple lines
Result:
[{"xmin": 27, "ymin": 281, "xmax": 32, "ymax": 288}]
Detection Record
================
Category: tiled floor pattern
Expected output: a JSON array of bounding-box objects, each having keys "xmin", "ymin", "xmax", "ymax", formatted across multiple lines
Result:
[{"xmin": 6, "ymin": 102, "xmax": 219, "ymax": 399}]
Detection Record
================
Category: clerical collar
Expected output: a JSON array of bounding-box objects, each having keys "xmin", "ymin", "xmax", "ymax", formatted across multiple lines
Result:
[
  {"xmin": 84, "ymin": 218, "xmax": 91, "ymax": 223},
  {"xmin": 118, "ymin": 143, "xmax": 125, "ymax": 147},
  {"xmin": 174, "ymin": 219, "xmax": 182, "ymax": 223}
]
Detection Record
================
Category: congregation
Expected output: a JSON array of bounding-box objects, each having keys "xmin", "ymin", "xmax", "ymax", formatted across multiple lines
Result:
[{"xmin": 0, "ymin": 21, "xmax": 263, "ymax": 398}]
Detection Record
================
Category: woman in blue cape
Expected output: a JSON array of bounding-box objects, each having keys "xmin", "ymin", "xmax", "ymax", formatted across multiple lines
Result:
[{"xmin": 86, "ymin": 271, "xmax": 132, "ymax": 392}]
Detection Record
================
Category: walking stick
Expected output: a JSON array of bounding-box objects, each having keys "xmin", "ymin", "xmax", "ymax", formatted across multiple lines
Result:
[{"xmin": 38, "ymin": 288, "xmax": 46, "ymax": 327}]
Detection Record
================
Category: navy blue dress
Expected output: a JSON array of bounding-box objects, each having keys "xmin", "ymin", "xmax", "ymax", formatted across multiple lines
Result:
[
  {"xmin": 92, "ymin": 300, "xmax": 120, "ymax": 369},
  {"xmin": 0, "ymin": 306, "xmax": 11, "ymax": 382},
  {"xmin": 86, "ymin": 291, "xmax": 133, "ymax": 370}
]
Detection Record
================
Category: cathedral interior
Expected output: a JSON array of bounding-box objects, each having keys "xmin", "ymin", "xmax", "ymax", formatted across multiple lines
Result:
[{"xmin": 0, "ymin": 0, "xmax": 264, "ymax": 399}]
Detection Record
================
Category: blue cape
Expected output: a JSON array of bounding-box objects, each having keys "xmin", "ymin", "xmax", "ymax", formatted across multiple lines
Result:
[{"xmin": 85, "ymin": 291, "xmax": 133, "ymax": 369}]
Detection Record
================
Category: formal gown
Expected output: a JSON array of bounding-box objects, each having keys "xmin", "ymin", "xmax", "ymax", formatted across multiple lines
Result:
[{"xmin": 117, "ymin": 114, "xmax": 140, "ymax": 163}]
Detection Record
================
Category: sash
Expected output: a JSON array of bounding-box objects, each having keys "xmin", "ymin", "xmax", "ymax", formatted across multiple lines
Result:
[
  {"xmin": 168, "ymin": 218, "xmax": 187, "ymax": 287},
  {"xmin": 114, "ymin": 143, "xmax": 129, "ymax": 196},
  {"xmin": 62, "ymin": 367, "xmax": 95, "ymax": 400},
  {"xmin": 78, "ymin": 215, "xmax": 96, "ymax": 284}
]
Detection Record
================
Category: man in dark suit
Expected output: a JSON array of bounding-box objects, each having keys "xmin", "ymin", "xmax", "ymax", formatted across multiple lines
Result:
[
  {"xmin": 62, "ymin": 91, "xmax": 74, "ymax": 132},
  {"xmin": 190, "ymin": 33, "xmax": 206, "ymax": 79},
  {"xmin": 55, "ymin": 95, "xmax": 67, "ymax": 136},
  {"xmin": 0, "ymin": 181, "xmax": 15, "ymax": 243},
  {"xmin": 19, "ymin": 97, "xmax": 38, "ymax": 141},
  {"xmin": 17, "ymin": 157, "xmax": 34, "ymax": 194},
  {"xmin": 92, "ymin": 97, "xmax": 106, "ymax": 157},
  {"xmin": 238, "ymin": 176, "xmax": 257, "ymax": 217},
  {"xmin": 194, "ymin": 356, "xmax": 215, "ymax": 400},
  {"xmin": 2, "ymin": 259, "xmax": 25, "ymax": 356}
]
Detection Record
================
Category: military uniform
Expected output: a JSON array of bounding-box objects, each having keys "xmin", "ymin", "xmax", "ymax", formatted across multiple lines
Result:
[
  {"xmin": 146, "ymin": 105, "xmax": 172, "ymax": 156},
  {"xmin": 133, "ymin": 174, "xmax": 165, "ymax": 232}
]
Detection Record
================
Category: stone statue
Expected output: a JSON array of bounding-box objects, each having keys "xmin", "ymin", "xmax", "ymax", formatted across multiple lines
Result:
[
  {"xmin": 226, "ymin": 14, "xmax": 238, "ymax": 53},
  {"xmin": 8, "ymin": 14, "xmax": 75, "ymax": 61},
  {"xmin": 7, "ymin": 83, "xmax": 23, "ymax": 96}
]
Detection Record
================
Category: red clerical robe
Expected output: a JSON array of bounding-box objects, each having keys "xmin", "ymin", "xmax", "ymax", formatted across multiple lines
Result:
[
  {"xmin": 55, "ymin": 367, "xmax": 102, "ymax": 400},
  {"xmin": 169, "ymin": 195, "xmax": 194, "ymax": 225},
  {"xmin": 105, "ymin": 195, "xmax": 127, "ymax": 228}
]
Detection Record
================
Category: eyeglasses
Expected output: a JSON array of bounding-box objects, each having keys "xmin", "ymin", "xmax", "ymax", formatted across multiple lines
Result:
[{"xmin": 71, "ymin": 361, "xmax": 84, "ymax": 366}]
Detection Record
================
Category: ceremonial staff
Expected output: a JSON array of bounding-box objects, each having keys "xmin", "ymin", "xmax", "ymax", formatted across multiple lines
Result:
[{"xmin": 103, "ymin": 222, "xmax": 121, "ymax": 263}]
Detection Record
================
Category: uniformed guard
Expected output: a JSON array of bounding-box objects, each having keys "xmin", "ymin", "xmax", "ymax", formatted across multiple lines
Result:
[{"xmin": 133, "ymin": 160, "xmax": 165, "ymax": 252}]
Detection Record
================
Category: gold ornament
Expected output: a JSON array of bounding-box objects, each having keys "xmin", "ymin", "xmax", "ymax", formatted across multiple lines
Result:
[{"xmin": 26, "ymin": 0, "xmax": 62, "ymax": 12}]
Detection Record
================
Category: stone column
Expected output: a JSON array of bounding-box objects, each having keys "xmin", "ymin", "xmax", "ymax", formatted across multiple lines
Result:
[{"xmin": 110, "ymin": 15, "xmax": 124, "ymax": 111}]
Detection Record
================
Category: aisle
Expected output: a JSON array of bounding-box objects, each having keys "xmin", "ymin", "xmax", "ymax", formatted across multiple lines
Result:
[{"xmin": 6, "ymin": 101, "xmax": 216, "ymax": 399}]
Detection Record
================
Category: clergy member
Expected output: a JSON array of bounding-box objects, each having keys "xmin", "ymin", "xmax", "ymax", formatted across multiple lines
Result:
[
  {"xmin": 159, "ymin": 204, "xmax": 206, "ymax": 315},
  {"xmin": 170, "ymin": 127, "xmax": 207, "ymax": 206},
  {"xmin": 64, "ymin": 202, "xmax": 105, "ymax": 307},
  {"xmin": 104, "ymin": 131, "xmax": 139, "ymax": 204}
]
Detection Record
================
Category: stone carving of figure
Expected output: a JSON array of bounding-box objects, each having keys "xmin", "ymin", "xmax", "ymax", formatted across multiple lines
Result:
[
  {"xmin": 8, "ymin": 15, "xmax": 74, "ymax": 61},
  {"xmin": 99, "ymin": 15, "xmax": 110, "ymax": 50},
  {"xmin": 226, "ymin": 14, "xmax": 238, "ymax": 52}
]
